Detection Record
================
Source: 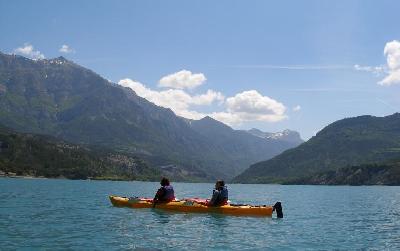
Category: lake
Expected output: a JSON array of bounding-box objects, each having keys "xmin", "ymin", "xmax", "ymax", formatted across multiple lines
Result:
[{"xmin": 1, "ymin": 178, "xmax": 400, "ymax": 250}]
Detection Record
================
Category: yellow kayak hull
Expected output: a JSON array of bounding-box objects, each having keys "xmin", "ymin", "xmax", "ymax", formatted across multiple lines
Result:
[{"xmin": 109, "ymin": 196, "xmax": 273, "ymax": 217}]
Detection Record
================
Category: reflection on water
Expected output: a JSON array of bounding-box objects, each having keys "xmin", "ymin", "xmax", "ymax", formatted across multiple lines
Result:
[
  {"xmin": 153, "ymin": 210, "xmax": 175, "ymax": 224},
  {"xmin": 1, "ymin": 178, "xmax": 400, "ymax": 250}
]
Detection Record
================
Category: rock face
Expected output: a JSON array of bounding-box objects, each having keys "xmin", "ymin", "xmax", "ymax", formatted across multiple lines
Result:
[
  {"xmin": 234, "ymin": 113, "xmax": 400, "ymax": 183},
  {"xmin": 0, "ymin": 52, "xmax": 302, "ymax": 181}
]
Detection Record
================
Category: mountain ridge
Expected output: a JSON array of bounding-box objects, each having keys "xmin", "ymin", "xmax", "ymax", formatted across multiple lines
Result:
[
  {"xmin": 0, "ymin": 52, "xmax": 302, "ymax": 181},
  {"xmin": 234, "ymin": 113, "xmax": 400, "ymax": 183}
]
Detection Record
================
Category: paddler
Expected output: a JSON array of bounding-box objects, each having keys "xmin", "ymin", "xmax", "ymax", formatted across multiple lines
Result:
[
  {"xmin": 208, "ymin": 180, "xmax": 229, "ymax": 206},
  {"xmin": 153, "ymin": 177, "xmax": 175, "ymax": 204}
]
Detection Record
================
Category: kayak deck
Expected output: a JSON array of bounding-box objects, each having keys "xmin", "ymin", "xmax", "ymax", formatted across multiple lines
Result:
[{"xmin": 109, "ymin": 196, "xmax": 274, "ymax": 217}]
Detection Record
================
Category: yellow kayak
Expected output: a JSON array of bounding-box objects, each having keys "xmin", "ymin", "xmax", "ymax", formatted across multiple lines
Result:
[{"xmin": 109, "ymin": 196, "xmax": 282, "ymax": 217}]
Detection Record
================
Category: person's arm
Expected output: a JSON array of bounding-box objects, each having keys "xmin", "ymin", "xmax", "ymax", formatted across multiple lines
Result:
[
  {"xmin": 153, "ymin": 187, "xmax": 165, "ymax": 208},
  {"xmin": 208, "ymin": 190, "xmax": 220, "ymax": 206},
  {"xmin": 154, "ymin": 187, "xmax": 165, "ymax": 201}
]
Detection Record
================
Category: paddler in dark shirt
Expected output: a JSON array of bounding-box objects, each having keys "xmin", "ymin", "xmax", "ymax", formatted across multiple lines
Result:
[
  {"xmin": 208, "ymin": 180, "xmax": 229, "ymax": 206},
  {"xmin": 153, "ymin": 177, "xmax": 175, "ymax": 203}
]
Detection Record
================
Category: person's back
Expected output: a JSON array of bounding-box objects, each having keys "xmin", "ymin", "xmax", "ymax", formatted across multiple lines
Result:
[
  {"xmin": 208, "ymin": 180, "xmax": 228, "ymax": 206},
  {"xmin": 154, "ymin": 177, "xmax": 175, "ymax": 203}
]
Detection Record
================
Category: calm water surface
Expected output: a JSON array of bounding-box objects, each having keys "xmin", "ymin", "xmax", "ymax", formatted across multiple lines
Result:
[{"xmin": 1, "ymin": 178, "xmax": 400, "ymax": 250}]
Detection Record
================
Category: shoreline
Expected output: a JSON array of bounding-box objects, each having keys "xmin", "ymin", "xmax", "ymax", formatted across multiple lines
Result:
[
  {"xmin": 1, "ymin": 175, "xmax": 399, "ymax": 186},
  {"xmin": 0, "ymin": 174, "xmax": 152, "ymax": 182},
  {"xmin": 0, "ymin": 174, "xmax": 49, "ymax": 179}
]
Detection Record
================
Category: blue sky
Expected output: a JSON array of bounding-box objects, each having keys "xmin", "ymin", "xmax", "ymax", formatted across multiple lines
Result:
[{"xmin": 1, "ymin": 0, "xmax": 400, "ymax": 139}]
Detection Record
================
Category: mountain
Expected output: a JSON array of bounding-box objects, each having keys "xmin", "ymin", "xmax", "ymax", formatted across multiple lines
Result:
[
  {"xmin": 188, "ymin": 116, "xmax": 303, "ymax": 174},
  {"xmin": 234, "ymin": 113, "xmax": 400, "ymax": 183},
  {"xmin": 284, "ymin": 160, "xmax": 400, "ymax": 185},
  {"xmin": 0, "ymin": 52, "xmax": 301, "ymax": 181},
  {"xmin": 0, "ymin": 125, "xmax": 160, "ymax": 180},
  {"xmin": 247, "ymin": 128, "xmax": 303, "ymax": 145}
]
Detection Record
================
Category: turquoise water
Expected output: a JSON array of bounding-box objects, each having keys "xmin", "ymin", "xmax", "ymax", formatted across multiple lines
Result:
[{"xmin": 1, "ymin": 178, "xmax": 400, "ymax": 250}]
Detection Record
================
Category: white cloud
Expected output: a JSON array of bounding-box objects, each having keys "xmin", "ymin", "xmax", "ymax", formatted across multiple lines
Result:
[
  {"xmin": 159, "ymin": 70, "xmax": 206, "ymax": 89},
  {"xmin": 229, "ymin": 64, "xmax": 349, "ymax": 70},
  {"xmin": 209, "ymin": 112, "xmax": 242, "ymax": 125},
  {"xmin": 119, "ymin": 78, "xmax": 287, "ymax": 126},
  {"xmin": 378, "ymin": 40, "xmax": 400, "ymax": 86},
  {"xmin": 196, "ymin": 90, "xmax": 288, "ymax": 126},
  {"xmin": 118, "ymin": 78, "xmax": 223, "ymax": 120},
  {"xmin": 59, "ymin": 44, "xmax": 75, "ymax": 54},
  {"xmin": 14, "ymin": 43, "xmax": 45, "ymax": 60},
  {"xmin": 354, "ymin": 64, "xmax": 385, "ymax": 75},
  {"xmin": 191, "ymin": 89, "xmax": 225, "ymax": 105},
  {"xmin": 221, "ymin": 90, "xmax": 286, "ymax": 124},
  {"xmin": 293, "ymin": 105, "xmax": 301, "ymax": 112}
]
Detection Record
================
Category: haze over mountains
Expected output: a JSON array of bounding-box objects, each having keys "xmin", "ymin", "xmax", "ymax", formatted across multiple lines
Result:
[
  {"xmin": 234, "ymin": 113, "xmax": 400, "ymax": 184},
  {"xmin": 0, "ymin": 52, "xmax": 303, "ymax": 181}
]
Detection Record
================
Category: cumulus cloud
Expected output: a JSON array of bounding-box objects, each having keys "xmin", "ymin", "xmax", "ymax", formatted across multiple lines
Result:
[
  {"xmin": 118, "ymin": 78, "xmax": 223, "ymax": 120},
  {"xmin": 209, "ymin": 112, "xmax": 242, "ymax": 125},
  {"xmin": 159, "ymin": 70, "xmax": 206, "ymax": 89},
  {"xmin": 221, "ymin": 90, "xmax": 286, "ymax": 123},
  {"xmin": 59, "ymin": 44, "xmax": 75, "ymax": 54},
  {"xmin": 293, "ymin": 105, "xmax": 301, "ymax": 112},
  {"xmin": 378, "ymin": 40, "xmax": 400, "ymax": 86},
  {"xmin": 14, "ymin": 43, "xmax": 45, "ymax": 60},
  {"xmin": 119, "ymin": 75, "xmax": 287, "ymax": 126}
]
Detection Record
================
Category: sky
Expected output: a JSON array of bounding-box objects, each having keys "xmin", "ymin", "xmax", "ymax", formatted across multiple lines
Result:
[{"xmin": 1, "ymin": 0, "xmax": 400, "ymax": 139}]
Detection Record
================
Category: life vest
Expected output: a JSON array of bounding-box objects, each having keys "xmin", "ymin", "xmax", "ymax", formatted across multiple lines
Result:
[
  {"xmin": 158, "ymin": 185, "xmax": 175, "ymax": 202},
  {"xmin": 210, "ymin": 186, "xmax": 229, "ymax": 206},
  {"xmin": 219, "ymin": 186, "xmax": 228, "ymax": 205},
  {"xmin": 220, "ymin": 186, "xmax": 228, "ymax": 201}
]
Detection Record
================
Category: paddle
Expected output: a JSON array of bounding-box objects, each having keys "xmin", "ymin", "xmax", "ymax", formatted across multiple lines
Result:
[
  {"xmin": 153, "ymin": 187, "xmax": 164, "ymax": 208},
  {"xmin": 272, "ymin": 201, "xmax": 283, "ymax": 218}
]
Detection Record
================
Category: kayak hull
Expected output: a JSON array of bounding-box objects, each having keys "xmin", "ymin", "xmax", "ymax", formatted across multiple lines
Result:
[{"xmin": 109, "ymin": 196, "xmax": 273, "ymax": 217}]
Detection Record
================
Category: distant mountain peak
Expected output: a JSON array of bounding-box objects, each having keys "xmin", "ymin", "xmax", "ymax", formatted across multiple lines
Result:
[
  {"xmin": 247, "ymin": 128, "xmax": 303, "ymax": 144},
  {"xmin": 43, "ymin": 56, "xmax": 72, "ymax": 65},
  {"xmin": 197, "ymin": 116, "xmax": 232, "ymax": 130},
  {"xmin": 199, "ymin": 116, "xmax": 225, "ymax": 123},
  {"xmin": 0, "ymin": 51, "xmax": 74, "ymax": 66},
  {"xmin": 0, "ymin": 51, "xmax": 70, "ymax": 64},
  {"xmin": 55, "ymin": 56, "xmax": 68, "ymax": 62},
  {"xmin": 202, "ymin": 115, "xmax": 214, "ymax": 120}
]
